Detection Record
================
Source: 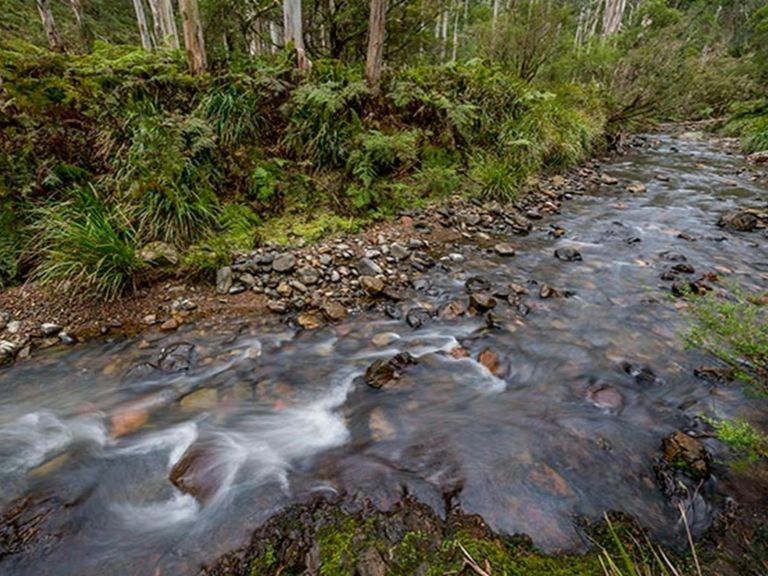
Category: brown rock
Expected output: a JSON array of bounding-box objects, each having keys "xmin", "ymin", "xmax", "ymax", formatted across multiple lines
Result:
[
  {"xmin": 360, "ymin": 276, "xmax": 385, "ymax": 296},
  {"xmin": 169, "ymin": 443, "xmax": 227, "ymax": 503},
  {"xmin": 321, "ymin": 301, "xmax": 347, "ymax": 322},
  {"xmin": 297, "ymin": 312, "xmax": 324, "ymax": 330},
  {"xmin": 661, "ymin": 431, "xmax": 710, "ymax": 479},
  {"xmin": 478, "ymin": 348, "xmax": 501, "ymax": 375},
  {"xmin": 364, "ymin": 352, "xmax": 418, "ymax": 389},
  {"xmin": 468, "ymin": 293, "xmax": 497, "ymax": 313},
  {"xmin": 160, "ymin": 318, "xmax": 179, "ymax": 331}
]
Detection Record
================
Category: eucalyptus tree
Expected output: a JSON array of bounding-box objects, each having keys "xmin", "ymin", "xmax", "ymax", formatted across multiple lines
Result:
[
  {"xmin": 366, "ymin": 0, "xmax": 388, "ymax": 93},
  {"xmin": 35, "ymin": 0, "xmax": 65, "ymax": 52}
]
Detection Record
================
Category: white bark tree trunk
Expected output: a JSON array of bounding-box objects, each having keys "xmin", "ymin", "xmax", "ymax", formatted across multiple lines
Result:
[
  {"xmin": 179, "ymin": 0, "xmax": 207, "ymax": 74},
  {"xmin": 68, "ymin": 0, "xmax": 93, "ymax": 51},
  {"xmin": 283, "ymin": 0, "xmax": 311, "ymax": 71},
  {"xmin": 365, "ymin": 0, "xmax": 388, "ymax": 94},
  {"xmin": 36, "ymin": 0, "xmax": 65, "ymax": 52},
  {"xmin": 161, "ymin": 0, "xmax": 180, "ymax": 48},
  {"xmin": 602, "ymin": 0, "xmax": 627, "ymax": 37},
  {"xmin": 131, "ymin": 0, "xmax": 154, "ymax": 50}
]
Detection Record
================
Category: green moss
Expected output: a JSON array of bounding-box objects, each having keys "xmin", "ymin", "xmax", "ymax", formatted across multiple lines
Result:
[{"xmin": 257, "ymin": 213, "xmax": 365, "ymax": 246}]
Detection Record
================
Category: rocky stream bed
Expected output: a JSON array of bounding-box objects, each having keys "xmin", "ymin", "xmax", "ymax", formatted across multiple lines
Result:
[{"xmin": 0, "ymin": 132, "xmax": 767, "ymax": 575}]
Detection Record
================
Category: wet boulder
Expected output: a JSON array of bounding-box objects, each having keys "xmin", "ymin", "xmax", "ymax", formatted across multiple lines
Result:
[
  {"xmin": 468, "ymin": 293, "xmax": 497, "ymax": 313},
  {"xmin": 586, "ymin": 383, "xmax": 623, "ymax": 411},
  {"xmin": 661, "ymin": 431, "xmax": 711, "ymax": 480},
  {"xmin": 169, "ymin": 443, "xmax": 229, "ymax": 503},
  {"xmin": 405, "ymin": 307, "xmax": 431, "ymax": 329},
  {"xmin": 747, "ymin": 150, "xmax": 768, "ymax": 164},
  {"xmin": 364, "ymin": 352, "xmax": 418, "ymax": 389},
  {"xmin": 465, "ymin": 276, "xmax": 491, "ymax": 294},
  {"xmin": 554, "ymin": 247, "xmax": 582, "ymax": 262},
  {"xmin": 158, "ymin": 342, "xmax": 196, "ymax": 372},
  {"xmin": 718, "ymin": 210, "xmax": 761, "ymax": 232}
]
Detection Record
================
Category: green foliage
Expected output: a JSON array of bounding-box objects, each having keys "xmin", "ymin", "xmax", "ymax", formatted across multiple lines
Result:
[
  {"xmin": 31, "ymin": 186, "xmax": 141, "ymax": 298},
  {"xmin": 0, "ymin": 204, "xmax": 22, "ymax": 288},
  {"xmin": 114, "ymin": 112, "xmax": 220, "ymax": 245},
  {"xmin": 281, "ymin": 80, "xmax": 368, "ymax": 167},
  {"xmin": 709, "ymin": 418, "xmax": 768, "ymax": 463},
  {"xmin": 684, "ymin": 288, "xmax": 768, "ymax": 394},
  {"xmin": 470, "ymin": 153, "xmax": 523, "ymax": 201},
  {"xmin": 348, "ymin": 129, "xmax": 420, "ymax": 188}
]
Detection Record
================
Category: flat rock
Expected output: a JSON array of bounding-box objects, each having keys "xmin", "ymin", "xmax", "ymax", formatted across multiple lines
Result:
[
  {"xmin": 554, "ymin": 247, "xmax": 582, "ymax": 262},
  {"xmin": 321, "ymin": 301, "xmax": 347, "ymax": 322}
]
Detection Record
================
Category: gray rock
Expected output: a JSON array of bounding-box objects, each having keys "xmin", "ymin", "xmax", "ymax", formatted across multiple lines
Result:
[
  {"xmin": 0, "ymin": 311, "xmax": 9, "ymax": 331},
  {"xmin": 40, "ymin": 323, "xmax": 62, "ymax": 337},
  {"xmin": 6, "ymin": 320, "xmax": 21, "ymax": 334},
  {"xmin": 494, "ymin": 243, "xmax": 516, "ymax": 257},
  {"xmin": 357, "ymin": 257, "xmax": 383, "ymax": 276},
  {"xmin": 139, "ymin": 241, "xmax": 179, "ymax": 267},
  {"xmin": 272, "ymin": 253, "xmax": 296, "ymax": 273},
  {"xmin": 297, "ymin": 265, "xmax": 320, "ymax": 285},
  {"xmin": 554, "ymin": 247, "xmax": 582, "ymax": 262},
  {"xmin": 267, "ymin": 300, "xmax": 288, "ymax": 314},
  {"xmin": 216, "ymin": 266, "xmax": 233, "ymax": 294},
  {"xmin": 389, "ymin": 243, "xmax": 410, "ymax": 260},
  {"xmin": 0, "ymin": 340, "xmax": 18, "ymax": 365}
]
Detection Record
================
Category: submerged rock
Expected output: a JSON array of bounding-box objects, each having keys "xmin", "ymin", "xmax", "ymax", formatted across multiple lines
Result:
[
  {"xmin": 364, "ymin": 352, "xmax": 418, "ymax": 389},
  {"xmin": 468, "ymin": 293, "xmax": 497, "ymax": 313},
  {"xmin": 169, "ymin": 443, "xmax": 228, "ymax": 503},
  {"xmin": 406, "ymin": 307, "xmax": 431, "ymax": 329}
]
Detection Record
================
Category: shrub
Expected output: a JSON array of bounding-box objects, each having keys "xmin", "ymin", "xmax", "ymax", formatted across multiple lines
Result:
[{"xmin": 31, "ymin": 186, "xmax": 141, "ymax": 298}]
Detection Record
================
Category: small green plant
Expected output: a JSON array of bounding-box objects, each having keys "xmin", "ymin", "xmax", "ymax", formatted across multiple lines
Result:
[
  {"xmin": 470, "ymin": 153, "xmax": 523, "ymax": 201},
  {"xmin": 31, "ymin": 186, "xmax": 142, "ymax": 298},
  {"xmin": 684, "ymin": 288, "xmax": 768, "ymax": 394},
  {"xmin": 708, "ymin": 418, "xmax": 768, "ymax": 462}
]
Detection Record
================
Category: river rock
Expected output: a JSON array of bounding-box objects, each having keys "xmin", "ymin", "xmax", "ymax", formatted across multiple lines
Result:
[
  {"xmin": 159, "ymin": 342, "xmax": 196, "ymax": 372},
  {"xmin": 661, "ymin": 431, "xmax": 710, "ymax": 479},
  {"xmin": 554, "ymin": 247, "xmax": 582, "ymax": 262},
  {"xmin": 390, "ymin": 243, "xmax": 410, "ymax": 260},
  {"xmin": 216, "ymin": 266, "xmax": 233, "ymax": 294},
  {"xmin": 139, "ymin": 241, "xmax": 179, "ymax": 267},
  {"xmin": 272, "ymin": 253, "xmax": 296, "ymax": 273},
  {"xmin": 357, "ymin": 257, "xmax": 383, "ymax": 276},
  {"xmin": 587, "ymin": 383, "xmax": 623, "ymax": 411},
  {"xmin": 267, "ymin": 300, "xmax": 288, "ymax": 314},
  {"xmin": 626, "ymin": 182, "xmax": 647, "ymax": 194},
  {"xmin": 494, "ymin": 243, "xmax": 516, "ymax": 257},
  {"xmin": 369, "ymin": 408, "xmax": 396, "ymax": 441},
  {"xmin": 539, "ymin": 284, "xmax": 562, "ymax": 299},
  {"xmin": 465, "ymin": 276, "xmax": 491, "ymax": 293},
  {"xmin": 600, "ymin": 174, "xmax": 619, "ymax": 185},
  {"xmin": 40, "ymin": 323, "xmax": 62, "ymax": 337},
  {"xmin": 0, "ymin": 340, "xmax": 19, "ymax": 365},
  {"xmin": 364, "ymin": 352, "xmax": 418, "ymax": 389},
  {"xmin": 478, "ymin": 348, "xmax": 501, "ymax": 375},
  {"xmin": 297, "ymin": 312, "xmax": 324, "ymax": 330},
  {"xmin": 406, "ymin": 307, "xmax": 431, "ymax": 329},
  {"xmin": 439, "ymin": 300, "xmax": 467, "ymax": 320},
  {"xmin": 297, "ymin": 265, "xmax": 320, "ymax": 285},
  {"xmin": 180, "ymin": 387, "xmax": 219, "ymax": 410},
  {"xmin": 718, "ymin": 210, "xmax": 760, "ymax": 232},
  {"xmin": 321, "ymin": 301, "xmax": 347, "ymax": 322},
  {"xmin": 747, "ymin": 150, "xmax": 768, "ymax": 164},
  {"xmin": 0, "ymin": 311, "xmax": 9, "ymax": 331},
  {"xmin": 361, "ymin": 276, "xmax": 385, "ymax": 296},
  {"xmin": 372, "ymin": 332, "xmax": 399, "ymax": 347},
  {"xmin": 469, "ymin": 293, "xmax": 497, "ymax": 313},
  {"xmin": 169, "ymin": 443, "xmax": 226, "ymax": 503}
]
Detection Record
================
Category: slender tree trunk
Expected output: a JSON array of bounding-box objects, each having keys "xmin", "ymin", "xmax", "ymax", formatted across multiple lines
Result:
[
  {"xmin": 451, "ymin": 0, "xmax": 460, "ymax": 62},
  {"xmin": 131, "ymin": 0, "xmax": 154, "ymax": 50},
  {"xmin": 179, "ymin": 0, "xmax": 207, "ymax": 74},
  {"xmin": 147, "ymin": 0, "xmax": 164, "ymax": 46},
  {"xmin": 283, "ymin": 0, "xmax": 311, "ymax": 71},
  {"xmin": 602, "ymin": 0, "xmax": 627, "ymax": 37},
  {"xmin": 492, "ymin": 0, "xmax": 501, "ymax": 32},
  {"xmin": 269, "ymin": 20, "xmax": 280, "ymax": 53},
  {"xmin": 36, "ymin": 0, "xmax": 65, "ymax": 52},
  {"xmin": 161, "ymin": 0, "xmax": 180, "ymax": 48},
  {"xmin": 68, "ymin": 0, "xmax": 94, "ymax": 52},
  {"xmin": 365, "ymin": 0, "xmax": 387, "ymax": 94},
  {"xmin": 440, "ymin": 6, "xmax": 448, "ymax": 62}
]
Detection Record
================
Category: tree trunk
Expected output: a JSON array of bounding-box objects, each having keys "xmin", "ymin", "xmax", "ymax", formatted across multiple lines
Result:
[
  {"xmin": 602, "ymin": 0, "xmax": 627, "ymax": 37},
  {"xmin": 365, "ymin": 0, "xmax": 387, "ymax": 94},
  {"xmin": 451, "ymin": 0, "xmax": 460, "ymax": 62},
  {"xmin": 492, "ymin": 0, "xmax": 501, "ymax": 32},
  {"xmin": 131, "ymin": 0, "xmax": 154, "ymax": 50},
  {"xmin": 147, "ymin": 0, "xmax": 164, "ymax": 46},
  {"xmin": 283, "ymin": 0, "xmax": 311, "ymax": 72},
  {"xmin": 161, "ymin": 0, "xmax": 180, "ymax": 48},
  {"xmin": 68, "ymin": 0, "xmax": 94, "ymax": 52},
  {"xmin": 36, "ymin": 0, "xmax": 65, "ymax": 52},
  {"xmin": 179, "ymin": 0, "xmax": 207, "ymax": 74}
]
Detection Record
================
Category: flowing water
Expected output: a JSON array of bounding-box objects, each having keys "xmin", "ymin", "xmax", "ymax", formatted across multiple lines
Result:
[{"xmin": 0, "ymin": 134, "xmax": 766, "ymax": 575}]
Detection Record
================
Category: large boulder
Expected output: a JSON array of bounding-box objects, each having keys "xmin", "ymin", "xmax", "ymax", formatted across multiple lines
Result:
[{"xmin": 169, "ymin": 442, "xmax": 230, "ymax": 503}]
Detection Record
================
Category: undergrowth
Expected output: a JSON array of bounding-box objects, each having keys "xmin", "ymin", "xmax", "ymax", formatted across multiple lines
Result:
[{"xmin": 0, "ymin": 44, "xmax": 607, "ymax": 297}]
